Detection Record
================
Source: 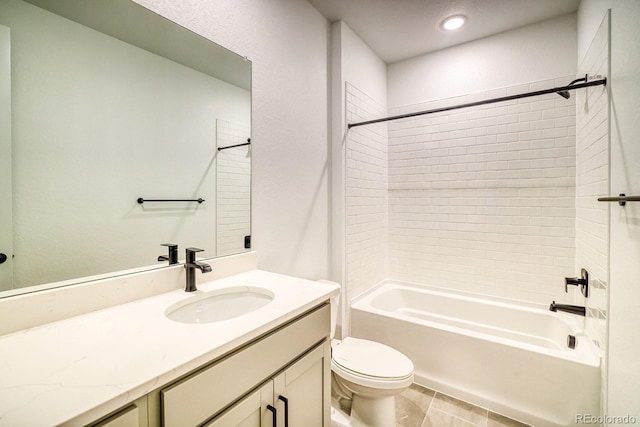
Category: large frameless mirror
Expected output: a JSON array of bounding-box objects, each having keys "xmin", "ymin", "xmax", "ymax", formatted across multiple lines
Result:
[{"xmin": 0, "ymin": 0, "xmax": 252, "ymax": 296}]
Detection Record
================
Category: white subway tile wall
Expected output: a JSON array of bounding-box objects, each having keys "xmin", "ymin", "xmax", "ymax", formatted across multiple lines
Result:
[
  {"xmin": 345, "ymin": 83, "xmax": 388, "ymax": 334},
  {"xmin": 386, "ymin": 76, "xmax": 577, "ymax": 303},
  {"xmin": 576, "ymin": 11, "xmax": 610, "ymax": 413},
  {"xmin": 216, "ymin": 119, "xmax": 251, "ymax": 257}
]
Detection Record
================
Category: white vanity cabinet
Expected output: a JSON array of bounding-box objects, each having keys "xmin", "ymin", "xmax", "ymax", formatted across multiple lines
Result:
[{"xmin": 158, "ymin": 303, "xmax": 331, "ymax": 427}]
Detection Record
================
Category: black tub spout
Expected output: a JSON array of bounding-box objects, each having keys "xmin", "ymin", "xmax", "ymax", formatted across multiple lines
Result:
[{"xmin": 549, "ymin": 301, "xmax": 586, "ymax": 316}]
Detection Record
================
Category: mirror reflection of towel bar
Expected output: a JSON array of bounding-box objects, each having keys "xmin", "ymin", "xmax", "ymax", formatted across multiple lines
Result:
[
  {"xmin": 137, "ymin": 198, "xmax": 205, "ymax": 204},
  {"xmin": 218, "ymin": 138, "xmax": 251, "ymax": 151},
  {"xmin": 597, "ymin": 194, "xmax": 640, "ymax": 206}
]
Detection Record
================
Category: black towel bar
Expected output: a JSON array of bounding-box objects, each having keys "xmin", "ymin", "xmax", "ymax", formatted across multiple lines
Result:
[{"xmin": 137, "ymin": 198, "xmax": 205, "ymax": 204}]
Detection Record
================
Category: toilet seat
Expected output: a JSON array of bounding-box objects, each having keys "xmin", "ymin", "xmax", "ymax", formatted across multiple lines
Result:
[{"xmin": 331, "ymin": 337, "xmax": 414, "ymax": 389}]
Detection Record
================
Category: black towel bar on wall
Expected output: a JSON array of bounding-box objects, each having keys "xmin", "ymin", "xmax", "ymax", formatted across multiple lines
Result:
[
  {"xmin": 137, "ymin": 198, "xmax": 205, "ymax": 204},
  {"xmin": 597, "ymin": 194, "xmax": 640, "ymax": 206}
]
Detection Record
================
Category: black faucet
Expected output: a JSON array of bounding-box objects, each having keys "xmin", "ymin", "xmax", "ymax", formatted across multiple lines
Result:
[
  {"xmin": 158, "ymin": 243, "xmax": 178, "ymax": 265},
  {"xmin": 184, "ymin": 247, "xmax": 212, "ymax": 292},
  {"xmin": 549, "ymin": 301, "xmax": 586, "ymax": 316}
]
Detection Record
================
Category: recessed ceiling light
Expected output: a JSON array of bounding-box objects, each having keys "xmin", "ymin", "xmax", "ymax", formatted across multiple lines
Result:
[{"xmin": 442, "ymin": 15, "xmax": 466, "ymax": 31}]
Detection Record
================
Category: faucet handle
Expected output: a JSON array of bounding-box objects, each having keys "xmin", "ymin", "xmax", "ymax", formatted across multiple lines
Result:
[
  {"xmin": 564, "ymin": 276, "xmax": 584, "ymax": 290},
  {"xmin": 158, "ymin": 243, "xmax": 178, "ymax": 264},
  {"xmin": 185, "ymin": 247, "xmax": 205, "ymax": 263},
  {"xmin": 185, "ymin": 247, "xmax": 205, "ymax": 253}
]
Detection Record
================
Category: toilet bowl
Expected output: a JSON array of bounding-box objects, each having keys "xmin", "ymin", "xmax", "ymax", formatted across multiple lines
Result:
[
  {"xmin": 331, "ymin": 337, "xmax": 414, "ymax": 426},
  {"xmin": 319, "ymin": 281, "xmax": 414, "ymax": 427}
]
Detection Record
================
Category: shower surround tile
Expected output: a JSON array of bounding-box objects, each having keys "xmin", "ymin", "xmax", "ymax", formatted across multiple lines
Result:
[
  {"xmin": 385, "ymin": 76, "xmax": 578, "ymax": 304},
  {"xmin": 345, "ymin": 77, "xmax": 580, "ymax": 305},
  {"xmin": 344, "ymin": 83, "xmax": 388, "ymax": 334},
  {"xmin": 575, "ymin": 10, "xmax": 610, "ymax": 414}
]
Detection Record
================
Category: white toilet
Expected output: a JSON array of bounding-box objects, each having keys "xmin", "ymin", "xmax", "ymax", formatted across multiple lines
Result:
[{"xmin": 322, "ymin": 281, "xmax": 414, "ymax": 427}]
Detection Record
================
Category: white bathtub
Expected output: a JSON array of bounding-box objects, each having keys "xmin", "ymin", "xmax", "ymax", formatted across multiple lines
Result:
[{"xmin": 350, "ymin": 282, "xmax": 600, "ymax": 427}]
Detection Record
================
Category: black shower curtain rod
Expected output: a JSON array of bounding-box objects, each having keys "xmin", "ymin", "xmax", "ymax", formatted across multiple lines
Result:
[{"xmin": 347, "ymin": 78, "xmax": 607, "ymax": 130}]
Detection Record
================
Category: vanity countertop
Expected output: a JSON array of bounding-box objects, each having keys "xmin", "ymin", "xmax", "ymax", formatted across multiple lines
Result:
[{"xmin": 0, "ymin": 270, "xmax": 339, "ymax": 426}]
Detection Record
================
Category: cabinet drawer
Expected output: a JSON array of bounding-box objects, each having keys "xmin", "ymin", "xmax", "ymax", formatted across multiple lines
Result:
[{"xmin": 161, "ymin": 304, "xmax": 329, "ymax": 427}]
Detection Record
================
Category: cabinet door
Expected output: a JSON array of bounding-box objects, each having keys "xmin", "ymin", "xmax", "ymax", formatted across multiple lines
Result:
[
  {"xmin": 204, "ymin": 381, "xmax": 274, "ymax": 427},
  {"xmin": 273, "ymin": 342, "xmax": 330, "ymax": 427},
  {"xmin": 91, "ymin": 398, "xmax": 146, "ymax": 427}
]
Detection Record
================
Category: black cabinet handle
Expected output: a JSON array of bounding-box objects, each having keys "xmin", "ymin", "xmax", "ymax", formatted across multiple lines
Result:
[
  {"xmin": 278, "ymin": 396, "xmax": 289, "ymax": 427},
  {"xmin": 266, "ymin": 404, "xmax": 277, "ymax": 426},
  {"xmin": 0, "ymin": 253, "xmax": 7, "ymax": 264}
]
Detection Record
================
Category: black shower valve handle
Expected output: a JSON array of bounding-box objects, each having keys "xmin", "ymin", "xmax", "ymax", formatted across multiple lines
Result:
[
  {"xmin": 564, "ymin": 268, "xmax": 589, "ymax": 297},
  {"xmin": 564, "ymin": 276, "xmax": 585, "ymax": 292}
]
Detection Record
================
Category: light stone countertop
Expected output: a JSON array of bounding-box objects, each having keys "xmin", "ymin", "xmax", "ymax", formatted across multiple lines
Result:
[{"xmin": 0, "ymin": 270, "xmax": 339, "ymax": 427}]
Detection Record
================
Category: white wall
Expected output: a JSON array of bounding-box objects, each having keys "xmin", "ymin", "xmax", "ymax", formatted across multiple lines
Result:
[
  {"xmin": 578, "ymin": 0, "xmax": 640, "ymax": 419},
  {"xmin": 134, "ymin": 0, "xmax": 331, "ymax": 280},
  {"xmin": 338, "ymin": 22, "xmax": 387, "ymax": 107},
  {"xmin": 388, "ymin": 14, "xmax": 578, "ymax": 108}
]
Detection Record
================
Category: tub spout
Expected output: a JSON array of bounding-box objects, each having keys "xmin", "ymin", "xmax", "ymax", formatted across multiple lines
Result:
[{"xmin": 549, "ymin": 301, "xmax": 585, "ymax": 316}]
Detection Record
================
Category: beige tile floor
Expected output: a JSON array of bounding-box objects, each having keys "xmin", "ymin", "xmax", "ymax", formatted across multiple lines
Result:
[{"xmin": 396, "ymin": 384, "xmax": 531, "ymax": 427}]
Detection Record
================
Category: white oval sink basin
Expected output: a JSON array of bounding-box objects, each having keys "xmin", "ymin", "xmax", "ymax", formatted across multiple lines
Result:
[{"xmin": 165, "ymin": 286, "xmax": 274, "ymax": 324}]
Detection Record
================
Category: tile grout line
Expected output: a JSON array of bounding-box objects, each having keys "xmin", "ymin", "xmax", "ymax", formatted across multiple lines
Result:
[{"xmin": 423, "ymin": 390, "xmax": 435, "ymax": 424}]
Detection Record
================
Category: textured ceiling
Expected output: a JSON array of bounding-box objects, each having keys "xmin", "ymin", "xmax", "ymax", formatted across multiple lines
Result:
[{"xmin": 308, "ymin": 0, "xmax": 580, "ymax": 63}]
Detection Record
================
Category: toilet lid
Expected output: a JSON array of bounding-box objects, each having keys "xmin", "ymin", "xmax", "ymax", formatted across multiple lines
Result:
[{"xmin": 332, "ymin": 337, "xmax": 413, "ymax": 379}]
